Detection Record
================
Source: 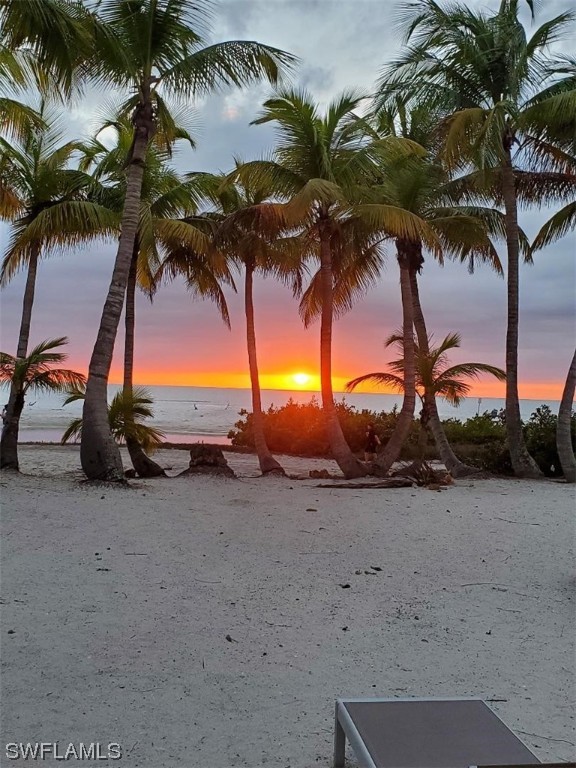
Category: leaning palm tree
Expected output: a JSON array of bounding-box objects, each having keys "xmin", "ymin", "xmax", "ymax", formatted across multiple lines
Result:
[
  {"xmin": 79, "ymin": 0, "xmax": 296, "ymax": 481},
  {"xmin": 79, "ymin": 117, "xmax": 208, "ymax": 477},
  {"xmin": 347, "ymin": 331, "xmax": 506, "ymax": 467},
  {"xmin": 0, "ymin": 110, "xmax": 117, "ymax": 470},
  {"xmin": 378, "ymin": 0, "xmax": 576, "ymax": 477},
  {"xmin": 530, "ymin": 147, "xmax": 576, "ymax": 483},
  {"xmin": 556, "ymin": 349, "xmax": 576, "ymax": 483},
  {"xmin": 0, "ymin": 337, "xmax": 86, "ymax": 470},
  {"xmin": 237, "ymin": 89, "xmax": 439, "ymax": 478}
]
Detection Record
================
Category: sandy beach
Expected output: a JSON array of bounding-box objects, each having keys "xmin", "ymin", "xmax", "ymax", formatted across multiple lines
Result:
[{"xmin": 1, "ymin": 445, "xmax": 575, "ymax": 767}]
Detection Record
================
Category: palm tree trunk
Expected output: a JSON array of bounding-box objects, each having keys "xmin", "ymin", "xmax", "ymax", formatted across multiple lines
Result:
[
  {"xmin": 244, "ymin": 259, "xmax": 285, "ymax": 475},
  {"xmin": 374, "ymin": 249, "xmax": 416, "ymax": 475},
  {"xmin": 0, "ymin": 388, "xmax": 25, "ymax": 470},
  {"xmin": 409, "ymin": 269, "xmax": 479, "ymax": 477},
  {"xmin": 501, "ymin": 148, "xmax": 542, "ymax": 478},
  {"xmin": 123, "ymin": 250, "xmax": 165, "ymax": 478},
  {"xmin": 16, "ymin": 243, "xmax": 40, "ymax": 358},
  {"xmin": 557, "ymin": 347, "xmax": 576, "ymax": 483},
  {"xmin": 319, "ymin": 227, "xmax": 366, "ymax": 478},
  {"xmin": 81, "ymin": 104, "xmax": 153, "ymax": 481},
  {"xmin": 1, "ymin": 243, "xmax": 40, "ymax": 470}
]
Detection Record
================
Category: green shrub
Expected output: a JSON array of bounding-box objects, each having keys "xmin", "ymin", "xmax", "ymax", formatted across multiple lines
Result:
[
  {"xmin": 523, "ymin": 405, "xmax": 575, "ymax": 477},
  {"xmin": 228, "ymin": 397, "xmax": 422, "ymax": 458},
  {"xmin": 229, "ymin": 399, "xmax": 575, "ymax": 477}
]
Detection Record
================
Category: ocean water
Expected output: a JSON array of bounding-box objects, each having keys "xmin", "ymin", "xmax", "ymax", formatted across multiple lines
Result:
[{"xmin": 1, "ymin": 384, "xmax": 563, "ymax": 444}]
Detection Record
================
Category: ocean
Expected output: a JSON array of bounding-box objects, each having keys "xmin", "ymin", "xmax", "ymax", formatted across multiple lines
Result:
[{"xmin": 1, "ymin": 384, "xmax": 562, "ymax": 444}]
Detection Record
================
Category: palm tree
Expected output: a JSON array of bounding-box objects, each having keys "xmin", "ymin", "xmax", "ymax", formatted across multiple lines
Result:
[
  {"xmin": 378, "ymin": 0, "xmax": 576, "ymax": 477},
  {"xmin": 0, "ymin": 0, "xmax": 92, "ymax": 98},
  {"xmin": 347, "ymin": 331, "xmax": 506, "ymax": 467},
  {"xmin": 0, "ymin": 47, "xmax": 45, "ymax": 140},
  {"xmin": 0, "ymin": 110, "xmax": 117, "ymax": 470},
  {"xmin": 79, "ymin": 117, "xmax": 213, "ymax": 477},
  {"xmin": 367, "ymin": 102, "xmax": 510, "ymax": 475},
  {"xmin": 0, "ymin": 337, "xmax": 86, "ymax": 470},
  {"xmin": 62, "ymin": 385, "xmax": 165, "ymax": 455},
  {"xmin": 556, "ymin": 349, "xmax": 576, "ymax": 483},
  {"xmin": 79, "ymin": 0, "xmax": 296, "ymax": 481},
  {"xmin": 238, "ymin": 89, "xmax": 439, "ymax": 478},
  {"xmin": 199, "ymin": 171, "xmax": 309, "ymax": 475},
  {"xmin": 531, "ymin": 147, "xmax": 576, "ymax": 483}
]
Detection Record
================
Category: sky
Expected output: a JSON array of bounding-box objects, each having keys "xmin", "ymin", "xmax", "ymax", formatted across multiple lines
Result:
[{"xmin": 1, "ymin": 0, "xmax": 575, "ymax": 399}]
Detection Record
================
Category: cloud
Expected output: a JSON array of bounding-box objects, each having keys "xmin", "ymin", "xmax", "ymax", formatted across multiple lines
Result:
[{"xmin": 1, "ymin": 0, "xmax": 574, "ymax": 398}]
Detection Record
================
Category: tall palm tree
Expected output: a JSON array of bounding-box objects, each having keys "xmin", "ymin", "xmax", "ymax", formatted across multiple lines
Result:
[
  {"xmin": 0, "ymin": 337, "xmax": 86, "ymax": 469},
  {"xmin": 79, "ymin": 117, "xmax": 209, "ymax": 477},
  {"xmin": 238, "ymin": 89, "xmax": 439, "ymax": 478},
  {"xmin": 79, "ymin": 0, "xmax": 296, "ymax": 481},
  {"xmin": 199, "ymin": 171, "xmax": 308, "ymax": 476},
  {"xmin": 531, "ymin": 147, "xmax": 576, "ymax": 483},
  {"xmin": 0, "ymin": 111, "xmax": 117, "ymax": 470},
  {"xmin": 378, "ymin": 0, "xmax": 576, "ymax": 477},
  {"xmin": 367, "ymin": 102, "xmax": 510, "ymax": 475},
  {"xmin": 347, "ymin": 331, "xmax": 506, "ymax": 466}
]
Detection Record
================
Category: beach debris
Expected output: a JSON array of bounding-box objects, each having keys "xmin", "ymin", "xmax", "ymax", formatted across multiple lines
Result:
[
  {"xmin": 339, "ymin": 583, "xmax": 351, "ymax": 589},
  {"xmin": 177, "ymin": 445, "xmax": 235, "ymax": 478},
  {"xmin": 370, "ymin": 566, "xmax": 382, "ymax": 571},
  {"xmin": 393, "ymin": 460, "xmax": 453, "ymax": 488},
  {"xmin": 306, "ymin": 507, "xmax": 318, "ymax": 511},
  {"xmin": 7, "ymin": 629, "xmax": 15, "ymax": 634},
  {"xmin": 315, "ymin": 478, "xmax": 412, "ymax": 489},
  {"xmin": 225, "ymin": 634, "xmax": 238, "ymax": 643},
  {"xmin": 309, "ymin": 469, "xmax": 336, "ymax": 479},
  {"xmin": 341, "ymin": 626, "xmax": 349, "ymax": 631},
  {"xmin": 354, "ymin": 569, "xmax": 362, "ymax": 575}
]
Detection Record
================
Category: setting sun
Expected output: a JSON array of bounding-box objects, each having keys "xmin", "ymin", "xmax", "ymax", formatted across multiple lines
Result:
[{"xmin": 292, "ymin": 372, "xmax": 311, "ymax": 386}]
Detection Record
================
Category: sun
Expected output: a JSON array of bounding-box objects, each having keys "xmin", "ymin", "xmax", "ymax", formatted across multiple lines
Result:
[{"xmin": 292, "ymin": 372, "xmax": 311, "ymax": 386}]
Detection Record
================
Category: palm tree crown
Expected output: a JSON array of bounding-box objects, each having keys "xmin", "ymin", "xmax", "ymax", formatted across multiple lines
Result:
[{"xmin": 347, "ymin": 331, "xmax": 506, "ymax": 407}]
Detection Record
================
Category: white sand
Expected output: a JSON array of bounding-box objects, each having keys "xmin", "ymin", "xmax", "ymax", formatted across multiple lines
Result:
[{"xmin": 1, "ymin": 445, "xmax": 575, "ymax": 767}]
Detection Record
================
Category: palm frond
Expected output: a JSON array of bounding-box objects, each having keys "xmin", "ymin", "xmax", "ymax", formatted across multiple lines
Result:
[
  {"xmin": 531, "ymin": 202, "xmax": 576, "ymax": 251},
  {"xmin": 345, "ymin": 372, "xmax": 405, "ymax": 393}
]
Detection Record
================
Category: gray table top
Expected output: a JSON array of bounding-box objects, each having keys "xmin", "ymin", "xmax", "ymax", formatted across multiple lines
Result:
[{"xmin": 340, "ymin": 699, "xmax": 540, "ymax": 767}]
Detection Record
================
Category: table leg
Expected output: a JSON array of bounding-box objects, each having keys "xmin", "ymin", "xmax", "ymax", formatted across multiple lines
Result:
[{"xmin": 334, "ymin": 706, "xmax": 346, "ymax": 768}]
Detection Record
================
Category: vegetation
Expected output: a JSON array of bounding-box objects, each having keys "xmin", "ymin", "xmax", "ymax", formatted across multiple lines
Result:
[
  {"xmin": 229, "ymin": 399, "xmax": 575, "ymax": 477},
  {"xmin": 61, "ymin": 384, "xmax": 165, "ymax": 453},
  {"xmin": 377, "ymin": 0, "xmax": 576, "ymax": 476},
  {"xmin": 0, "ymin": 337, "xmax": 85, "ymax": 470},
  {"xmin": 0, "ymin": 0, "xmax": 574, "ymax": 481}
]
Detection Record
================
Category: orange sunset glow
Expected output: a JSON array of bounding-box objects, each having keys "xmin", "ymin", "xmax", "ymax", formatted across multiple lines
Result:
[{"xmin": 106, "ymin": 363, "xmax": 565, "ymax": 400}]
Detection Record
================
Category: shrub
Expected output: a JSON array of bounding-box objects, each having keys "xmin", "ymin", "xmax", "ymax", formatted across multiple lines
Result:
[
  {"xmin": 523, "ymin": 405, "xmax": 575, "ymax": 477},
  {"xmin": 229, "ymin": 400, "xmax": 575, "ymax": 477},
  {"xmin": 229, "ymin": 397, "xmax": 422, "ymax": 458}
]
